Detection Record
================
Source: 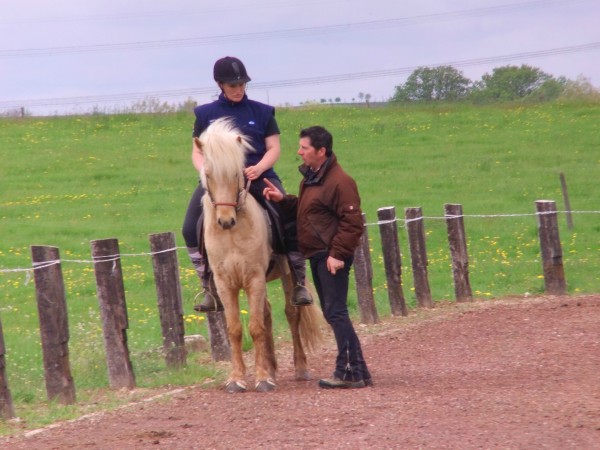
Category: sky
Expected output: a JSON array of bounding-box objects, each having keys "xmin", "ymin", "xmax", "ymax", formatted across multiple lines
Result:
[{"xmin": 1, "ymin": 0, "xmax": 599, "ymax": 115}]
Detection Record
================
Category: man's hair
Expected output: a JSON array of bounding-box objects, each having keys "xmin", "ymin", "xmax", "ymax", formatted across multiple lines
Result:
[{"xmin": 299, "ymin": 126, "xmax": 333, "ymax": 156}]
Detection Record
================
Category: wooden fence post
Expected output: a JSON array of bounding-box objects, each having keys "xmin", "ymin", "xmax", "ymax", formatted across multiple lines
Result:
[
  {"xmin": 535, "ymin": 200, "xmax": 567, "ymax": 295},
  {"xmin": 205, "ymin": 313, "xmax": 231, "ymax": 362},
  {"xmin": 559, "ymin": 172, "xmax": 574, "ymax": 230},
  {"xmin": 377, "ymin": 207, "xmax": 408, "ymax": 316},
  {"xmin": 0, "ymin": 319, "xmax": 15, "ymax": 419},
  {"xmin": 405, "ymin": 207, "xmax": 434, "ymax": 308},
  {"xmin": 90, "ymin": 238, "xmax": 136, "ymax": 390},
  {"xmin": 353, "ymin": 213, "xmax": 379, "ymax": 324},
  {"xmin": 444, "ymin": 204, "xmax": 473, "ymax": 302},
  {"xmin": 30, "ymin": 245, "xmax": 76, "ymax": 404},
  {"xmin": 149, "ymin": 232, "xmax": 187, "ymax": 369},
  {"xmin": 205, "ymin": 289, "xmax": 231, "ymax": 362}
]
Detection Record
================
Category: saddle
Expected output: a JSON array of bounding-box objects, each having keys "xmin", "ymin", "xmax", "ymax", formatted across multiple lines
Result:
[{"xmin": 260, "ymin": 198, "xmax": 289, "ymax": 255}]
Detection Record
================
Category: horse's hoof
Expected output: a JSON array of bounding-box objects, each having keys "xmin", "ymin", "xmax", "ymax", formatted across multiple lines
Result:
[
  {"xmin": 295, "ymin": 370, "xmax": 312, "ymax": 381},
  {"xmin": 224, "ymin": 380, "xmax": 247, "ymax": 393},
  {"xmin": 255, "ymin": 379, "xmax": 276, "ymax": 393}
]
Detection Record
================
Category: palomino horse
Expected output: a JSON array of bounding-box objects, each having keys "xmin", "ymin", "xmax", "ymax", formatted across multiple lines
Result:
[{"xmin": 194, "ymin": 117, "xmax": 324, "ymax": 393}]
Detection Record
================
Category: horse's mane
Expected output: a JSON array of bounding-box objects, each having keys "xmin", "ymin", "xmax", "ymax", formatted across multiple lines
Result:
[{"xmin": 199, "ymin": 117, "xmax": 254, "ymax": 182}]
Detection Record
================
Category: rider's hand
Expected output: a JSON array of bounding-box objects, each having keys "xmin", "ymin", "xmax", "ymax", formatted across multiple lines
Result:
[{"xmin": 244, "ymin": 165, "xmax": 263, "ymax": 181}]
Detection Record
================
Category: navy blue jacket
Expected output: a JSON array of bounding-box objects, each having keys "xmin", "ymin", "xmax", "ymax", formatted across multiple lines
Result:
[{"xmin": 193, "ymin": 93, "xmax": 280, "ymax": 180}]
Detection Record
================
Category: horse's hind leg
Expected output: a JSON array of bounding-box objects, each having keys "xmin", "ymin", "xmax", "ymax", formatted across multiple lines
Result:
[
  {"xmin": 285, "ymin": 304, "xmax": 311, "ymax": 380},
  {"xmin": 280, "ymin": 272, "xmax": 310, "ymax": 381}
]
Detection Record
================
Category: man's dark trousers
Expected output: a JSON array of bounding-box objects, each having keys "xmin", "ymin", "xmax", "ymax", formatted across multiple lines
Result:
[{"xmin": 309, "ymin": 252, "xmax": 371, "ymax": 382}]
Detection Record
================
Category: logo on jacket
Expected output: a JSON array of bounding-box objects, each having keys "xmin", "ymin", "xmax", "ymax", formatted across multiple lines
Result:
[{"xmin": 248, "ymin": 121, "xmax": 256, "ymax": 126}]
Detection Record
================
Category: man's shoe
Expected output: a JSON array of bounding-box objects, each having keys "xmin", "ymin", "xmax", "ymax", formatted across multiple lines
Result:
[
  {"xmin": 291, "ymin": 285, "xmax": 313, "ymax": 307},
  {"xmin": 318, "ymin": 377, "xmax": 366, "ymax": 389},
  {"xmin": 193, "ymin": 289, "xmax": 224, "ymax": 313}
]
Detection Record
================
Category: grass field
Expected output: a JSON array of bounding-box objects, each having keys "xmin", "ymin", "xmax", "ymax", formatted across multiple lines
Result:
[{"xmin": 1, "ymin": 100, "xmax": 599, "ymax": 430}]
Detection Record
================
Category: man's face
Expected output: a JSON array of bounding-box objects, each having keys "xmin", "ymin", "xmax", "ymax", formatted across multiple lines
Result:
[{"xmin": 297, "ymin": 136, "xmax": 326, "ymax": 171}]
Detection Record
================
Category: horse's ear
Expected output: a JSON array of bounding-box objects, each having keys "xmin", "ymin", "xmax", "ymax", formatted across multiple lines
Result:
[{"xmin": 194, "ymin": 137, "xmax": 203, "ymax": 154}]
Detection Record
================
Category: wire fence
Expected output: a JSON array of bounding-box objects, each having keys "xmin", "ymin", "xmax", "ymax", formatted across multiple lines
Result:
[
  {"xmin": 1, "ymin": 208, "xmax": 599, "ymax": 275},
  {"xmin": 0, "ymin": 205, "xmax": 598, "ymax": 418}
]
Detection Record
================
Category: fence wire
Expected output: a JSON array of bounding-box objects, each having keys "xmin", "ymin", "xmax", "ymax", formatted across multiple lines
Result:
[{"xmin": 1, "ymin": 210, "xmax": 599, "ymax": 276}]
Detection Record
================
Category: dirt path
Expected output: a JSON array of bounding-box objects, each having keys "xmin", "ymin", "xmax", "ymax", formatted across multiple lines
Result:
[{"xmin": 3, "ymin": 295, "xmax": 600, "ymax": 449}]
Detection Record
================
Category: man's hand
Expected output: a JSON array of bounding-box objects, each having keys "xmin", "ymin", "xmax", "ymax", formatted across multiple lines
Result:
[
  {"xmin": 263, "ymin": 179, "xmax": 284, "ymax": 202},
  {"xmin": 327, "ymin": 256, "xmax": 345, "ymax": 275}
]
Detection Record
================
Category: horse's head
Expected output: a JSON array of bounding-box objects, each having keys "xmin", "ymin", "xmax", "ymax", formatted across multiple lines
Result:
[{"xmin": 196, "ymin": 118, "xmax": 254, "ymax": 230}]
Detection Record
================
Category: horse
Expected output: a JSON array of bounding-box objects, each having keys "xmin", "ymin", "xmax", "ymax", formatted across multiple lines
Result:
[{"xmin": 194, "ymin": 117, "xmax": 324, "ymax": 393}]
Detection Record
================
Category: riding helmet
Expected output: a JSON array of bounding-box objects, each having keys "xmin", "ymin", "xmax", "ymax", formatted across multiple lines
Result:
[{"xmin": 213, "ymin": 56, "xmax": 251, "ymax": 83}]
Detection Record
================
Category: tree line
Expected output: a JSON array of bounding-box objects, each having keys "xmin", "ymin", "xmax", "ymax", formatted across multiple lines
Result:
[
  {"xmin": 390, "ymin": 64, "xmax": 600, "ymax": 104},
  {"xmin": 5, "ymin": 64, "xmax": 598, "ymax": 117}
]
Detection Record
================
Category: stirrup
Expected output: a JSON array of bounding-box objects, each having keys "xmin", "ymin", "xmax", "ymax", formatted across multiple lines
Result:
[
  {"xmin": 291, "ymin": 284, "xmax": 313, "ymax": 307},
  {"xmin": 193, "ymin": 289, "xmax": 224, "ymax": 312}
]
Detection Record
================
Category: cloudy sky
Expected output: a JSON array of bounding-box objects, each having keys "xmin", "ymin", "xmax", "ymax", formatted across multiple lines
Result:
[{"xmin": 1, "ymin": 0, "xmax": 599, "ymax": 115}]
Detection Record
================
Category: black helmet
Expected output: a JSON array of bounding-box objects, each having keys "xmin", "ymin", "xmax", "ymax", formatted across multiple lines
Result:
[{"xmin": 213, "ymin": 56, "xmax": 251, "ymax": 83}]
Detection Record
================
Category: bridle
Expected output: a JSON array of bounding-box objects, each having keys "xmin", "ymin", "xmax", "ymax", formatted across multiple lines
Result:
[{"xmin": 205, "ymin": 173, "xmax": 251, "ymax": 212}]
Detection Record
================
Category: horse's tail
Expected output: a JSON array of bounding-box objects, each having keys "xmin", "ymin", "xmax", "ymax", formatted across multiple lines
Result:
[
  {"xmin": 298, "ymin": 283, "xmax": 326, "ymax": 353},
  {"xmin": 272, "ymin": 255, "xmax": 326, "ymax": 353}
]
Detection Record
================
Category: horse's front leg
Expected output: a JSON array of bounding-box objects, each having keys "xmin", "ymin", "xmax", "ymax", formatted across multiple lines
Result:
[
  {"xmin": 219, "ymin": 287, "xmax": 246, "ymax": 393},
  {"xmin": 246, "ymin": 279, "xmax": 276, "ymax": 392},
  {"xmin": 262, "ymin": 297, "xmax": 277, "ymax": 380}
]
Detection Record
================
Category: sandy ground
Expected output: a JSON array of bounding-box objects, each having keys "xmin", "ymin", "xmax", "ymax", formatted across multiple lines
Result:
[{"xmin": 2, "ymin": 294, "xmax": 600, "ymax": 449}]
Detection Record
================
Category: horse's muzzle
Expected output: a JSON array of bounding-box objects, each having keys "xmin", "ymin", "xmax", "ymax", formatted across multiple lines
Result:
[{"xmin": 218, "ymin": 217, "xmax": 236, "ymax": 230}]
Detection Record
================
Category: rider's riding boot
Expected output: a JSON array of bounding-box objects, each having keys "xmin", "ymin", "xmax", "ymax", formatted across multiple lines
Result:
[
  {"xmin": 194, "ymin": 272, "xmax": 224, "ymax": 313},
  {"xmin": 288, "ymin": 251, "xmax": 313, "ymax": 307},
  {"xmin": 187, "ymin": 248, "xmax": 224, "ymax": 313}
]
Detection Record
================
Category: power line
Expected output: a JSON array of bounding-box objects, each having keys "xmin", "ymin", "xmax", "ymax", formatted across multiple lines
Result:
[
  {"xmin": 1, "ymin": 42, "xmax": 598, "ymax": 110},
  {"xmin": 0, "ymin": 0, "xmax": 589, "ymax": 58},
  {"xmin": 0, "ymin": 0, "xmax": 347, "ymax": 25}
]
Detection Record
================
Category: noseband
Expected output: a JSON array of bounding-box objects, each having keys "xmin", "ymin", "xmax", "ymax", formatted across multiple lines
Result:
[{"xmin": 206, "ymin": 174, "xmax": 251, "ymax": 212}]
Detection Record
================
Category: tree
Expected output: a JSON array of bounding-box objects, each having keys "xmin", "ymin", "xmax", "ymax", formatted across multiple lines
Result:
[
  {"xmin": 560, "ymin": 75, "xmax": 600, "ymax": 101},
  {"xmin": 391, "ymin": 66, "xmax": 472, "ymax": 102},
  {"xmin": 178, "ymin": 97, "xmax": 198, "ymax": 113},
  {"xmin": 470, "ymin": 64, "xmax": 554, "ymax": 102},
  {"xmin": 123, "ymin": 97, "xmax": 175, "ymax": 113},
  {"xmin": 525, "ymin": 77, "xmax": 567, "ymax": 102}
]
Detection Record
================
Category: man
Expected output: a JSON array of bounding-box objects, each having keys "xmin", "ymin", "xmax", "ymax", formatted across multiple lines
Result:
[{"xmin": 263, "ymin": 126, "xmax": 372, "ymax": 389}]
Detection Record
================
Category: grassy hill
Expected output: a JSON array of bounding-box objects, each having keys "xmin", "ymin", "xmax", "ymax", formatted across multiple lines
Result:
[{"xmin": 0, "ymin": 100, "xmax": 599, "ymax": 430}]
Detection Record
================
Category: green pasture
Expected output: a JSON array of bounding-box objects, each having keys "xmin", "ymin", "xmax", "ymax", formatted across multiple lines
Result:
[{"xmin": 1, "ymin": 101, "xmax": 599, "ymax": 431}]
